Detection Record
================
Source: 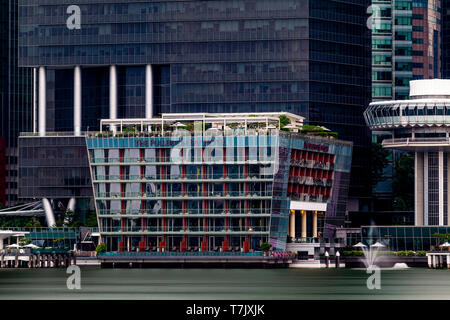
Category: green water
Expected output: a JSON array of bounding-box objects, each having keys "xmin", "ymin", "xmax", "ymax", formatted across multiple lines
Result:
[{"xmin": 0, "ymin": 267, "xmax": 449, "ymax": 300}]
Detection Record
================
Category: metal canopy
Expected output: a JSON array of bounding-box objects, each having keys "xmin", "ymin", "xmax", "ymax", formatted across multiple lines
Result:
[{"xmin": 0, "ymin": 201, "xmax": 45, "ymax": 217}]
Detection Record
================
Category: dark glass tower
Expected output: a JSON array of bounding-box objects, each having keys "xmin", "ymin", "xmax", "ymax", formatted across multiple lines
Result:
[
  {"xmin": 0, "ymin": 0, "xmax": 33, "ymax": 206},
  {"xmin": 18, "ymin": 0, "xmax": 371, "ymax": 209}
]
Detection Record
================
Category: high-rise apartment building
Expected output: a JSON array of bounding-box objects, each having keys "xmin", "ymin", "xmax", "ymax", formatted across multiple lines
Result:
[
  {"xmin": 0, "ymin": 0, "xmax": 33, "ymax": 206},
  {"xmin": 371, "ymin": 0, "xmax": 441, "ymax": 209},
  {"xmin": 372, "ymin": 0, "xmax": 441, "ymax": 102}
]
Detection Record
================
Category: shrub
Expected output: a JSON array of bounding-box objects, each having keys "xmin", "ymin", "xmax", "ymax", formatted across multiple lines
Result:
[
  {"xmin": 397, "ymin": 251, "xmax": 407, "ymax": 256},
  {"xmin": 342, "ymin": 250, "xmax": 364, "ymax": 257},
  {"xmin": 417, "ymin": 251, "xmax": 427, "ymax": 256},
  {"xmin": 406, "ymin": 251, "xmax": 415, "ymax": 257},
  {"xmin": 96, "ymin": 242, "xmax": 107, "ymax": 253},
  {"xmin": 260, "ymin": 242, "xmax": 272, "ymax": 252}
]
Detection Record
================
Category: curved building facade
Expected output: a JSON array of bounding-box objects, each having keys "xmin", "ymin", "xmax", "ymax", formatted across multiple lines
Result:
[{"xmin": 364, "ymin": 79, "xmax": 450, "ymax": 226}]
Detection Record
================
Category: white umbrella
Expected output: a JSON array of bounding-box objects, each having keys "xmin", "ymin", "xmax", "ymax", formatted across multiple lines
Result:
[
  {"xmin": 6, "ymin": 244, "xmax": 21, "ymax": 249},
  {"xmin": 171, "ymin": 122, "xmax": 186, "ymax": 128},
  {"xmin": 24, "ymin": 244, "xmax": 40, "ymax": 249},
  {"xmin": 283, "ymin": 124, "xmax": 297, "ymax": 129},
  {"xmin": 370, "ymin": 242, "xmax": 386, "ymax": 248},
  {"xmin": 319, "ymin": 126, "xmax": 331, "ymax": 131},
  {"xmin": 353, "ymin": 242, "xmax": 367, "ymax": 248},
  {"xmin": 439, "ymin": 242, "xmax": 450, "ymax": 247},
  {"xmin": 266, "ymin": 124, "xmax": 277, "ymax": 129}
]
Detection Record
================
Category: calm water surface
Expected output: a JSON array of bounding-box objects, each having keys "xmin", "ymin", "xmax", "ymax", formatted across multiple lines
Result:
[{"xmin": 0, "ymin": 267, "xmax": 449, "ymax": 300}]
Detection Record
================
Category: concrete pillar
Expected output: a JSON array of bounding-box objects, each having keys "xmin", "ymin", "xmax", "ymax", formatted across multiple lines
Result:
[
  {"xmin": 74, "ymin": 65, "xmax": 82, "ymax": 136},
  {"xmin": 33, "ymin": 68, "xmax": 37, "ymax": 134},
  {"xmin": 145, "ymin": 64, "xmax": 153, "ymax": 119},
  {"xmin": 432, "ymin": 255, "xmax": 437, "ymax": 269},
  {"xmin": 67, "ymin": 198, "xmax": 76, "ymax": 212},
  {"xmin": 42, "ymin": 198, "xmax": 56, "ymax": 228},
  {"xmin": 335, "ymin": 251, "xmax": 340, "ymax": 268},
  {"xmin": 448, "ymin": 153, "xmax": 450, "ymax": 226},
  {"xmin": 301, "ymin": 211, "xmax": 307, "ymax": 238},
  {"xmin": 439, "ymin": 151, "xmax": 445, "ymax": 226},
  {"xmin": 38, "ymin": 66, "xmax": 46, "ymax": 137},
  {"xmin": 0, "ymin": 238, "xmax": 3, "ymax": 250},
  {"xmin": 312, "ymin": 211, "xmax": 318, "ymax": 238},
  {"xmin": 415, "ymin": 152, "xmax": 424, "ymax": 225},
  {"xmin": 428, "ymin": 255, "xmax": 432, "ymax": 268},
  {"xmin": 447, "ymin": 255, "xmax": 450, "ymax": 269},
  {"xmin": 109, "ymin": 65, "xmax": 118, "ymax": 132},
  {"xmin": 289, "ymin": 211, "xmax": 295, "ymax": 239}
]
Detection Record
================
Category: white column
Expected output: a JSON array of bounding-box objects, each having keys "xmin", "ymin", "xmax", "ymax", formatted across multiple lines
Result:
[
  {"xmin": 74, "ymin": 66, "xmax": 82, "ymax": 136},
  {"xmin": 415, "ymin": 152, "xmax": 424, "ymax": 225},
  {"xmin": 38, "ymin": 67, "xmax": 46, "ymax": 137},
  {"xmin": 312, "ymin": 211, "xmax": 318, "ymax": 238},
  {"xmin": 67, "ymin": 198, "xmax": 76, "ymax": 212},
  {"xmin": 145, "ymin": 64, "xmax": 153, "ymax": 119},
  {"xmin": 33, "ymin": 68, "xmax": 37, "ymax": 134},
  {"xmin": 42, "ymin": 198, "xmax": 56, "ymax": 228},
  {"xmin": 109, "ymin": 65, "xmax": 118, "ymax": 132},
  {"xmin": 424, "ymin": 152, "xmax": 429, "ymax": 226},
  {"xmin": 439, "ymin": 151, "xmax": 445, "ymax": 225},
  {"xmin": 447, "ymin": 152, "xmax": 450, "ymax": 226},
  {"xmin": 301, "ymin": 211, "xmax": 307, "ymax": 238},
  {"xmin": 289, "ymin": 211, "xmax": 295, "ymax": 239}
]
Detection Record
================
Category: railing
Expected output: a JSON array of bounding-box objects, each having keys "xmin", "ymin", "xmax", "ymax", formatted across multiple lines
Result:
[
  {"xmin": 92, "ymin": 174, "xmax": 273, "ymax": 181},
  {"xmin": 97, "ymin": 209, "xmax": 271, "ymax": 216},
  {"xmin": 288, "ymin": 176, "xmax": 332, "ymax": 187},
  {"xmin": 288, "ymin": 193, "xmax": 328, "ymax": 203},
  {"xmin": 20, "ymin": 132, "xmax": 88, "ymax": 137},
  {"xmin": 86, "ymin": 129, "xmax": 280, "ymax": 139},
  {"xmin": 98, "ymin": 251, "xmax": 264, "ymax": 257},
  {"xmin": 90, "ymin": 157, "xmax": 275, "ymax": 164},
  {"xmin": 382, "ymin": 137, "xmax": 450, "ymax": 145},
  {"xmin": 95, "ymin": 191, "xmax": 273, "ymax": 198},
  {"xmin": 290, "ymin": 160, "xmax": 334, "ymax": 170},
  {"xmin": 99, "ymin": 226, "xmax": 269, "ymax": 233}
]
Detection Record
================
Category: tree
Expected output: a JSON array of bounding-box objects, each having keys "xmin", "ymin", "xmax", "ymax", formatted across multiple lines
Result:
[
  {"xmin": 393, "ymin": 154, "xmax": 414, "ymax": 211},
  {"xmin": 371, "ymin": 142, "xmax": 390, "ymax": 186},
  {"xmin": 18, "ymin": 238, "xmax": 32, "ymax": 246},
  {"xmin": 279, "ymin": 115, "xmax": 291, "ymax": 129},
  {"xmin": 63, "ymin": 209, "xmax": 75, "ymax": 227},
  {"xmin": 86, "ymin": 210, "xmax": 98, "ymax": 228},
  {"xmin": 260, "ymin": 242, "xmax": 272, "ymax": 252},
  {"xmin": 96, "ymin": 242, "xmax": 107, "ymax": 253}
]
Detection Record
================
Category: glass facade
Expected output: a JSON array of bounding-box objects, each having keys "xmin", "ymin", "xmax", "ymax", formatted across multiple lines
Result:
[
  {"xmin": 362, "ymin": 226, "xmax": 450, "ymax": 251},
  {"xmin": 85, "ymin": 125, "xmax": 352, "ymax": 252},
  {"xmin": 0, "ymin": 0, "xmax": 33, "ymax": 205},
  {"xmin": 18, "ymin": 0, "xmax": 371, "ymax": 205},
  {"xmin": 18, "ymin": 136, "xmax": 93, "ymax": 198}
]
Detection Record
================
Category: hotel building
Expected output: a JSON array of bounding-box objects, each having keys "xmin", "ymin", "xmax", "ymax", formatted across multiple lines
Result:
[{"xmin": 19, "ymin": 113, "xmax": 352, "ymax": 252}]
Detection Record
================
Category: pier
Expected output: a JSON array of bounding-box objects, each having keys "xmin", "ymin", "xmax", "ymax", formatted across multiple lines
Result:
[
  {"xmin": 98, "ymin": 252, "xmax": 293, "ymax": 268},
  {"xmin": 0, "ymin": 251, "xmax": 76, "ymax": 268},
  {"xmin": 426, "ymin": 252, "xmax": 450, "ymax": 269}
]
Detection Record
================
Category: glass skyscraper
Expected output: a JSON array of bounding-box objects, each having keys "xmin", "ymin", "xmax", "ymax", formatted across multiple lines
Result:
[
  {"xmin": 17, "ymin": 0, "xmax": 372, "ymax": 209},
  {"xmin": 0, "ymin": 0, "xmax": 33, "ymax": 206}
]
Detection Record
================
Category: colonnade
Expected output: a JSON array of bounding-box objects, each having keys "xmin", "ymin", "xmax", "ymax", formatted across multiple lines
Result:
[
  {"xmin": 36, "ymin": 64, "xmax": 154, "ymax": 136},
  {"xmin": 288, "ymin": 210, "xmax": 320, "ymax": 239}
]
